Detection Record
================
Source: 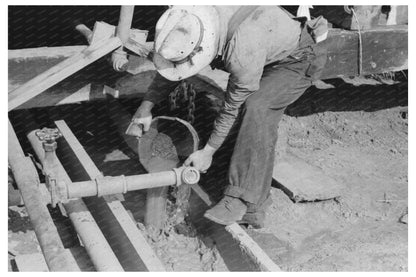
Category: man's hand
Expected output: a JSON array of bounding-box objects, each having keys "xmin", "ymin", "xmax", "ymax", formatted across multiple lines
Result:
[
  {"xmin": 126, "ymin": 101, "xmax": 154, "ymax": 137},
  {"xmin": 184, "ymin": 144, "xmax": 217, "ymax": 173}
]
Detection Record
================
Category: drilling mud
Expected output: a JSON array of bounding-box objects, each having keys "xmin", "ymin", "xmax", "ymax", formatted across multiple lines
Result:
[
  {"xmin": 150, "ymin": 132, "xmax": 179, "ymax": 163},
  {"xmin": 139, "ymin": 127, "xmax": 227, "ymax": 271}
]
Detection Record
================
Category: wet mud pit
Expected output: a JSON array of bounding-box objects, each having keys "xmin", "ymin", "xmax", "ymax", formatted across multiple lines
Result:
[{"xmin": 9, "ymin": 69, "xmax": 408, "ymax": 271}]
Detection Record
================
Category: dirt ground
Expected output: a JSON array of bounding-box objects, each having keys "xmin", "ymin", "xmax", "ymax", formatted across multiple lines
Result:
[
  {"xmin": 8, "ymin": 74, "xmax": 408, "ymax": 271},
  {"xmin": 248, "ymin": 106, "xmax": 408, "ymax": 271}
]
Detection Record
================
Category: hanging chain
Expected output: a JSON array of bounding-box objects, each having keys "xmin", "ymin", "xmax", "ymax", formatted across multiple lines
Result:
[
  {"xmin": 186, "ymin": 84, "xmax": 196, "ymax": 124},
  {"xmin": 169, "ymin": 84, "xmax": 181, "ymax": 111},
  {"xmin": 168, "ymin": 81, "xmax": 196, "ymax": 124}
]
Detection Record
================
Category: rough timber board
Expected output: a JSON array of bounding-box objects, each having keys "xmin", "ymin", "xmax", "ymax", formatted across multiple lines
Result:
[
  {"xmin": 272, "ymin": 152, "xmax": 344, "ymax": 202},
  {"xmin": 14, "ymin": 253, "xmax": 49, "ymax": 272},
  {"xmin": 320, "ymin": 25, "xmax": 408, "ymax": 78},
  {"xmin": 8, "ymin": 37, "xmax": 121, "ymax": 111},
  {"xmin": 8, "ymin": 46, "xmax": 87, "ymax": 60},
  {"xmin": 55, "ymin": 120, "xmax": 166, "ymax": 272},
  {"xmin": 190, "ymin": 184, "xmax": 281, "ymax": 272}
]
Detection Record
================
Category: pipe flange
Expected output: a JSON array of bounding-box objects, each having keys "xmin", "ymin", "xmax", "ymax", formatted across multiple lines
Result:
[{"xmin": 181, "ymin": 167, "xmax": 200, "ymax": 185}]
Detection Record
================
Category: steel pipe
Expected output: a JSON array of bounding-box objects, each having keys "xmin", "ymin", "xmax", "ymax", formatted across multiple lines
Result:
[
  {"xmin": 112, "ymin": 5, "xmax": 135, "ymax": 71},
  {"xmin": 27, "ymin": 130, "xmax": 124, "ymax": 272},
  {"xmin": 8, "ymin": 120, "xmax": 80, "ymax": 271},
  {"xmin": 66, "ymin": 167, "xmax": 200, "ymax": 199}
]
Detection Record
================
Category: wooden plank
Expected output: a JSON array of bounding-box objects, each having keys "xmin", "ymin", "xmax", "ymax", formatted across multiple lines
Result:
[
  {"xmin": 15, "ymin": 253, "xmax": 49, "ymax": 272},
  {"xmin": 8, "ymin": 36, "xmax": 122, "ymax": 111},
  {"xmin": 321, "ymin": 26, "xmax": 408, "ymax": 79},
  {"xmin": 90, "ymin": 21, "xmax": 116, "ymax": 45},
  {"xmin": 272, "ymin": 152, "xmax": 344, "ymax": 202},
  {"xmin": 55, "ymin": 120, "xmax": 166, "ymax": 272},
  {"xmin": 8, "ymin": 46, "xmax": 87, "ymax": 60},
  {"xmin": 190, "ymin": 184, "xmax": 282, "ymax": 272},
  {"xmin": 125, "ymin": 40, "xmax": 153, "ymax": 57}
]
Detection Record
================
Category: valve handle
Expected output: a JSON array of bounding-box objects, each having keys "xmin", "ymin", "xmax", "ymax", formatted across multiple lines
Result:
[{"xmin": 35, "ymin": 128, "xmax": 62, "ymax": 143}]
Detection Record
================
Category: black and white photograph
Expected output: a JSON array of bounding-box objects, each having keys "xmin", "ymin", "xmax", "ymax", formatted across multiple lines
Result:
[{"xmin": 6, "ymin": 2, "xmax": 410, "ymax": 272}]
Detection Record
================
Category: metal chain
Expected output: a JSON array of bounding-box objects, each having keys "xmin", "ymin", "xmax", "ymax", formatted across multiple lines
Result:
[
  {"xmin": 169, "ymin": 81, "xmax": 196, "ymax": 124},
  {"xmin": 169, "ymin": 84, "xmax": 181, "ymax": 111},
  {"xmin": 186, "ymin": 84, "xmax": 196, "ymax": 124}
]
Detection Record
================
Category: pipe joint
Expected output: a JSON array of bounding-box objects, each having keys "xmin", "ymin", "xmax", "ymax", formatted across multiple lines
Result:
[{"xmin": 182, "ymin": 167, "xmax": 200, "ymax": 185}]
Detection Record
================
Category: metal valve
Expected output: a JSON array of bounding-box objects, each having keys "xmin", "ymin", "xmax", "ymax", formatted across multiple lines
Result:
[
  {"xmin": 35, "ymin": 127, "xmax": 62, "ymax": 152},
  {"xmin": 35, "ymin": 127, "xmax": 64, "ymax": 208}
]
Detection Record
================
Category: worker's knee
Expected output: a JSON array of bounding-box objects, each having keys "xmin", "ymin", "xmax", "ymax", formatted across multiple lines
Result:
[{"xmin": 244, "ymin": 95, "xmax": 267, "ymax": 116}]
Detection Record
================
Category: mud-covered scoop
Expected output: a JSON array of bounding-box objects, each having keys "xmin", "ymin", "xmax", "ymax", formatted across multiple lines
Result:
[{"xmin": 138, "ymin": 116, "xmax": 199, "ymax": 173}]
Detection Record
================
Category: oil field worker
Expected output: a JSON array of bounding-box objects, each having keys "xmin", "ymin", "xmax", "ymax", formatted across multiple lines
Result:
[{"xmin": 129, "ymin": 6, "xmax": 328, "ymax": 227}]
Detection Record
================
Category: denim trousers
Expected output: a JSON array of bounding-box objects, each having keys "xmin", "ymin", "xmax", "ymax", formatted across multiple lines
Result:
[{"xmin": 223, "ymin": 26, "xmax": 327, "ymax": 211}]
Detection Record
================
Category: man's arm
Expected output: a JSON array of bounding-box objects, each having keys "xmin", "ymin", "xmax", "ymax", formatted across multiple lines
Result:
[
  {"xmin": 142, "ymin": 72, "xmax": 180, "ymax": 106},
  {"xmin": 206, "ymin": 30, "xmax": 268, "ymax": 151},
  {"xmin": 185, "ymin": 29, "xmax": 267, "ymax": 172},
  {"xmin": 128, "ymin": 72, "xmax": 179, "ymax": 136}
]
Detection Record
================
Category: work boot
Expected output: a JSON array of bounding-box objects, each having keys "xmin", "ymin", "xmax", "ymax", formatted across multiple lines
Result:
[
  {"xmin": 204, "ymin": 196, "xmax": 247, "ymax": 225},
  {"xmin": 237, "ymin": 211, "xmax": 266, "ymax": 229}
]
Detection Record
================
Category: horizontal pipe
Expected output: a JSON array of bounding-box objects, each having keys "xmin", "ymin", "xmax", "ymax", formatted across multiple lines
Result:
[
  {"xmin": 8, "ymin": 121, "xmax": 80, "ymax": 271},
  {"xmin": 66, "ymin": 167, "xmax": 199, "ymax": 199},
  {"xmin": 27, "ymin": 130, "xmax": 124, "ymax": 272}
]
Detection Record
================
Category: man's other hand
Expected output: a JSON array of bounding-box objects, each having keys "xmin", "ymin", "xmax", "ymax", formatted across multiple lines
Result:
[
  {"xmin": 131, "ymin": 100, "xmax": 154, "ymax": 133},
  {"xmin": 184, "ymin": 144, "xmax": 216, "ymax": 173}
]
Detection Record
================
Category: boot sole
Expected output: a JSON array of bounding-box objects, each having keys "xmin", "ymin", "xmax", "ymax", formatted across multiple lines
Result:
[
  {"xmin": 236, "ymin": 220, "xmax": 264, "ymax": 229},
  {"xmin": 204, "ymin": 212, "xmax": 236, "ymax": 226}
]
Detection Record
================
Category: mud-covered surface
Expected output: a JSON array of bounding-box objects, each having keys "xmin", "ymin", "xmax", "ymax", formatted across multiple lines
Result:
[
  {"xmin": 136, "ymin": 210, "xmax": 228, "ymax": 271},
  {"xmin": 150, "ymin": 132, "xmax": 179, "ymax": 162},
  {"xmin": 137, "ymin": 127, "xmax": 228, "ymax": 271}
]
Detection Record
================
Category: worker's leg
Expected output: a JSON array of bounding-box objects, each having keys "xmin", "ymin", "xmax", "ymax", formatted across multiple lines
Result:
[
  {"xmin": 224, "ymin": 64, "xmax": 313, "ymax": 206},
  {"xmin": 205, "ymin": 27, "xmax": 327, "ymax": 225}
]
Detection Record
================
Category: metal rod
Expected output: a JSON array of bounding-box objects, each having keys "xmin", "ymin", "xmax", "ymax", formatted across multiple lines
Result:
[
  {"xmin": 8, "ymin": 120, "xmax": 80, "ymax": 271},
  {"xmin": 112, "ymin": 5, "xmax": 135, "ymax": 71},
  {"xmin": 27, "ymin": 130, "xmax": 124, "ymax": 272}
]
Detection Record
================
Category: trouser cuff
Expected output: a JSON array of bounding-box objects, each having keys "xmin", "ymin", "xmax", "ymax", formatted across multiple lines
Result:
[{"xmin": 224, "ymin": 186, "xmax": 259, "ymax": 204}]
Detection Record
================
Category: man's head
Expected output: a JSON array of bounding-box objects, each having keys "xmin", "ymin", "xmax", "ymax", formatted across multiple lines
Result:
[{"xmin": 153, "ymin": 6, "xmax": 221, "ymax": 81}]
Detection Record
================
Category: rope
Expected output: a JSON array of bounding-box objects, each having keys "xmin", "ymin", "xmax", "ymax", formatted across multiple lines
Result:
[{"xmin": 350, "ymin": 7, "xmax": 363, "ymax": 76}]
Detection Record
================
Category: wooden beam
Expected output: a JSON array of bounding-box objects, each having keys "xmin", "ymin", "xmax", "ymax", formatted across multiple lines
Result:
[
  {"xmin": 8, "ymin": 36, "xmax": 122, "ymax": 111},
  {"xmin": 190, "ymin": 184, "xmax": 282, "ymax": 272},
  {"xmin": 321, "ymin": 25, "xmax": 408, "ymax": 79},
  {"xmin": 90, "ymin": 22, "xmax": 116, "ymax": 45},
  {"xmin": 55, "ymin": 120, "xmax": 166, "ymax": 272},
  {"xmin": 14, "ymin": 253, "xmax": 49, "ymax": 272},
  {"xmin": 124, "ymin": 40, "xmax": 153, "ymax": 57},
  {"xmin": 8, "ymin": 46, "xmax": 88, "ymax": 60}
]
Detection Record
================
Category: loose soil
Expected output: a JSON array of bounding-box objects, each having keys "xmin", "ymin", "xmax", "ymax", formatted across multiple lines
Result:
[{"xmin": 247, "ymin": 106, "xmax": 408, "ymax": 271}]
